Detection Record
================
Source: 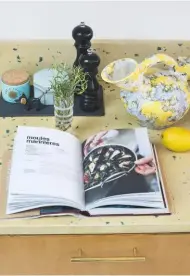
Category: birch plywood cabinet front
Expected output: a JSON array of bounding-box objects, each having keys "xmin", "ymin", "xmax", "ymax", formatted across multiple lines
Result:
[{"xmin": 0, "ymin": 234, "xmax": 190, "ymax": 275}]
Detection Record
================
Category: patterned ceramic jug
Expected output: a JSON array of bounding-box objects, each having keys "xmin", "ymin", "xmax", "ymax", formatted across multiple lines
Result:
[{"xmin": 101, "ymin": 54, "xmax": 190, "ymax": 129}]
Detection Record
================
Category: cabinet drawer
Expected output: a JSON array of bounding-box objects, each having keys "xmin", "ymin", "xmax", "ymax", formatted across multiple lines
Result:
[{"xmin": 0, "ymin": 234, "xmax": 190, "ymax": 275}]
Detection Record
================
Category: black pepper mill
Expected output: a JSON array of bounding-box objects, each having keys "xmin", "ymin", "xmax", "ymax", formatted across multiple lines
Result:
[
  {"xmin": 72, "ymin": 22, "xmax": 93, "ymax": 67},
  {"xmin": 79, "ymin": 49, "xmax": 102, "ymax": 112}
]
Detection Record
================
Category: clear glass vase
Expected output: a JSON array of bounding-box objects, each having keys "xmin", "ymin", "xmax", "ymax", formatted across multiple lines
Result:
[{"xmin": 54, "ymin": 94, "xmax": 74, "ymax": 131}]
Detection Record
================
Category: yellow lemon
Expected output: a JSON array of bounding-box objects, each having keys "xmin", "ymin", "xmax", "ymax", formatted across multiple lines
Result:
[{"xmin": 161, "ymin": 127, "xmax": 190, "ymax": 152}]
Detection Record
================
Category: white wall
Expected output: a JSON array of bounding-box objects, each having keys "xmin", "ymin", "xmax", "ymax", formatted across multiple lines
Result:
[{"xmin": 0, "ymin": 1, "xmax": 190, "ymax": 40}]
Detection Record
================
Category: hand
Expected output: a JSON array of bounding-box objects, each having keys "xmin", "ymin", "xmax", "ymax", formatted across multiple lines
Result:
[
  {"xmin": 84, "ymin": 130, "xmax": 119, "ymax": 156},
  {"xmin": 84, "ymin": 131, "xmax": 108, "ymax": 156},
  {"xmin": 134, "ymin": 156, "xmax": 156, "ymax": 176}
]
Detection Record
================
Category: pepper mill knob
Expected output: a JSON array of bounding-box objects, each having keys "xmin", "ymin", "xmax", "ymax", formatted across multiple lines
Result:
[
  {"xmin": 79, "ymin": 49, "xmax": 100, "ymax": 74},
  {"xmin": 72, "ymin": 22, "xmax": 93, "ymax": 67},
  {"xmin": 79, "ymin": 49, "xmax": 101, "ymax": 112},
  {"xmin": 72, "ymin": 22, "xmax": 93, "ymax": 44}
]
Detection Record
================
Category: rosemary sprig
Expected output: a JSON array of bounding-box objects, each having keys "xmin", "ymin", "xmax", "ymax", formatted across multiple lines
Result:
[
  {"xmin": 50, "ymin": 61, "xmax": 88, "ymax": 130},
  {"xmin": 50, "ymin": 62, "xmax": 88, "ymax": 99}
]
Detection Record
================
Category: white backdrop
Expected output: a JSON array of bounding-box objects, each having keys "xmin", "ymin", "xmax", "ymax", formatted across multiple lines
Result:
[{"xmin": 0, "ymin": 1, "xmax": 189, "ymax": 40}]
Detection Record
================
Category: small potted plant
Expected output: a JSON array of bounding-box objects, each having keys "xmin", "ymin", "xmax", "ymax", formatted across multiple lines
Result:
[{"xmin": 50, "ymin": 62, "xmax": 87, "ymax": 130}]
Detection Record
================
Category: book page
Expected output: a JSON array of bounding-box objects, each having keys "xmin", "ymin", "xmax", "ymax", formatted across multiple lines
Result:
[
  {"xmin": 8, "ymin": 126, "xmax": 84, "ymax": 210},
  {"xmin": 82, "ymin": 128, "xmax": 162, "ymax": 208}
]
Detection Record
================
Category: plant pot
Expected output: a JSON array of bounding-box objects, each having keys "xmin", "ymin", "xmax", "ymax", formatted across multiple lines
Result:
[{"xmin": 54, "ymin": 94, "xmax": 74, "ymax": 131}]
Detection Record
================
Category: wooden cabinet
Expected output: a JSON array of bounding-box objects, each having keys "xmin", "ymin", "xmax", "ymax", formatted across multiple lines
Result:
[{"xmin": 0, "ymin": 233, "xmax": 190, "ymax": 275}]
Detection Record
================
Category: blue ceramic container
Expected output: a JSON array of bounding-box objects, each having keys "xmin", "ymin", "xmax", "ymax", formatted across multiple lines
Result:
[{"xmin": 1, "ymin": 69, "xmax": 30, "ymax": 103}]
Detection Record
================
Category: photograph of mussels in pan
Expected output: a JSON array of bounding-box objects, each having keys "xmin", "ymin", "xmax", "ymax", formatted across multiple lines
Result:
[{"xmin": 83, "ymin": 145, "xmax": 137, "ymax": 191}]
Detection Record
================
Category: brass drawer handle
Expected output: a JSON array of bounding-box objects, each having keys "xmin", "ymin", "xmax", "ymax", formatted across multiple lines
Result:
[
  {"xmin": 71, "ymin": 248, "xmax": 146, "ymax": 263},
  {"xmin": 71, "ymin": 256, "xmax": 146, "ymax": 263}
]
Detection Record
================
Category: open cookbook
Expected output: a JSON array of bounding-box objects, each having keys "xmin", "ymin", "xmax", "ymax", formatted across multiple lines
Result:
[{"xmin": 1, "ymin": 126, "xmax": 170, "ymax": 219}]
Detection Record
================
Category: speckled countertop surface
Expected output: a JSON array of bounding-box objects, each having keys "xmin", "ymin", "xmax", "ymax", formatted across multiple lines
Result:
[{"xmin": 0, "ymin": 40, "xmax": 190, "ymax": 235}]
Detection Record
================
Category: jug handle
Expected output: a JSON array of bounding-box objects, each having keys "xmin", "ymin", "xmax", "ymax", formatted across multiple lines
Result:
[{"xmin": 138, "ymin": 53, "xmax": 179, "ymax": 75}]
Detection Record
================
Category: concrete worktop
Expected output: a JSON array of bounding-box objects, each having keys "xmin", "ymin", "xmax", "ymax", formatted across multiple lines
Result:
[{"xmin": 0, "ymin": 39, "xmax": 190, "ymax": 235}]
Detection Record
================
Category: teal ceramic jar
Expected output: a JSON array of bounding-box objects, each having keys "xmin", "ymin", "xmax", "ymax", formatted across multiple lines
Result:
[{"xmin": 1, "ymin": 69, "xmax": 30, "ymax": 103}]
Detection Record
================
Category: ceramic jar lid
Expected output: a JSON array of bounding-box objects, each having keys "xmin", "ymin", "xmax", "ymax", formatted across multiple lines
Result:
[
  {"xmin": 2, "ymin": 69, "xmax": 29, "ymax": 86},
  {"xmin": 33, "ymin": 68, "xmax": 55, "ymax": 90},
  {"xmin": 33, "ymin": 68, "xmax": 67, "ymax": 92}
]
